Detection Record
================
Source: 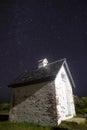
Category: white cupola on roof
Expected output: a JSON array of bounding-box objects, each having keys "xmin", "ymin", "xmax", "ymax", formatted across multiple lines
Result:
[{"xmin": 38, "ymin": 58, "xmax": 48, "ymax": 68}]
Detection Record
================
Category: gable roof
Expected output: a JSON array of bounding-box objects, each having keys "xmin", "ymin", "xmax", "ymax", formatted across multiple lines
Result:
[{"xmin": 8, "ymin": 59, "xmax": 75, "ymax": 88}]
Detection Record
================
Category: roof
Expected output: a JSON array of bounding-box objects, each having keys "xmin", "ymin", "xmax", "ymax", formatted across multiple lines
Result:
[{"xmin": 8, "ymin": 58, "xmax": 75, "ymax": 88}]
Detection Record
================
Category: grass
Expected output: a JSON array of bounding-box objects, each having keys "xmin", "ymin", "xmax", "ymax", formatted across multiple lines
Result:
[
  {"xmin": 0, "ymin": 121, "xmax": 68, "ymax": 130},
  {"xmin": 0, "ymin": 122, "xmax": 50, "ymax": 130},
  {"xmin": 0, "ymin": 121, "xmax": 87, "ymax": 130},
  {"xmin": 59, "ymin": 120, "xmax": 87, "ymax": 130}
]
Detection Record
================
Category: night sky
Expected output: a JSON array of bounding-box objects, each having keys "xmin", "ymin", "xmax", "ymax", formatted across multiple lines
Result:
[{"xmin": 0, "ymin": 0, "xmax": 87, "ymax": 103}]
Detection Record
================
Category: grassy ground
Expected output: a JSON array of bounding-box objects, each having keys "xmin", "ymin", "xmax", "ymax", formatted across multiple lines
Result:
[
  {"xmin": 60, "ymin": 120, "xmax": 87, "ymax": 130},
  {"xmin": 0, "ymin": 121, "xmax": 67, "ymax": 130},
  {"xmin": 0, "ymin": 120, "xmax": 87, "ymax": 130}
]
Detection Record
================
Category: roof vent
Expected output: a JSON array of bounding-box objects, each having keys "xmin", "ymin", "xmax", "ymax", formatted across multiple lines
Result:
[{"xmin": 38, "ymin": 58, "xmax": 48, "ymax": 68}]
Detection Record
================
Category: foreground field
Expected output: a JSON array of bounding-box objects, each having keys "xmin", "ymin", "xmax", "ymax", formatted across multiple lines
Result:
[
  {"xmin": 60, "ymin": 120, "xmax": 87, "ymax": 130},
  {"xmin": 0, "ymin": 121, "xmax": 67, "ymax": 130},
  {"xmin": 0, "ymin": 121, "xmax": 87, "ymax": 130}
]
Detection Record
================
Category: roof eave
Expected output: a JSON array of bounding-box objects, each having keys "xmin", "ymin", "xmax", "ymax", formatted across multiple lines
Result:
[
  {"xmin": 63, "ymin": 60, "xmax": 76, "ymax": 88},
  {"xmin": 8, "ymin": 76, "xmax": 55, "ymax": 88}
]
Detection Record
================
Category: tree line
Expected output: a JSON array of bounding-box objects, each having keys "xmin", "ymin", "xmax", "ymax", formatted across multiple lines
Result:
[
  {"xmin": 0, "ymin": 103, "xmax": 10, "ymax": 113},
  {"xmin": 74, "ymin": 96, "xmax": 87, "ymax": 117}
]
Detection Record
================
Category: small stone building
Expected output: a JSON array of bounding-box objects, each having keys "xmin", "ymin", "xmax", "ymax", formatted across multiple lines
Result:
[{"xmin": 8, "ymin": 58, "xmax": 76, "ymax": 125}]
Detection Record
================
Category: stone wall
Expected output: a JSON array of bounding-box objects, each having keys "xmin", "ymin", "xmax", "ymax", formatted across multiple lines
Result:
[{"xmin": 9, "ymin": 81, "xmax": 57, "ymax": 126}]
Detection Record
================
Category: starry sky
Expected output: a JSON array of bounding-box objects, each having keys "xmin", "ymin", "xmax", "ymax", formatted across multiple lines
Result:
[{"xmin": 0, "ymin": 0, "xmax": 87, "ymax": 103}]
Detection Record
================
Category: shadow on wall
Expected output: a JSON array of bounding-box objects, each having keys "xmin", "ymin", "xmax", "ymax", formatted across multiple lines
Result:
[{"xmin": 12, "ymin": 81, "xmax": 53, "ymax": 107}]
